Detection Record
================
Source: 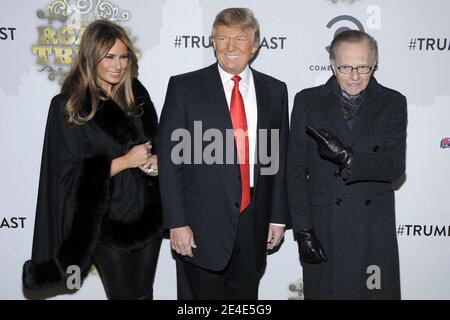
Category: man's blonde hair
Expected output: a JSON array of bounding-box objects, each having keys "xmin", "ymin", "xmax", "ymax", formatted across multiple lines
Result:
[{"xmin": 211, "ymin": 8, "xmax": 260, "ymax": 45}]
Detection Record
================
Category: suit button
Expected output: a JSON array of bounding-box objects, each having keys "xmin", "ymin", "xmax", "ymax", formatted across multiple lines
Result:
[
  {"xmin": 335, "ymin": 198, "xmax": 342, "ymax": 206},
  {"xmin": 238, "ymin": 175, "xmax": 241, "ymax": 181},
  {"xmin": 334, "ymin": 171, "xmax": 340, "ymax": 178},
  {"xmin": 373, "ymin": 146, "xmax": 380, "ymax": 152},
  {"xmin": 365, "ymin": 199, "xmax": 372, "ymax": 206},
  {"xmin": 234, "ymin": 202, "xmax": 240, "ymax": 208}
]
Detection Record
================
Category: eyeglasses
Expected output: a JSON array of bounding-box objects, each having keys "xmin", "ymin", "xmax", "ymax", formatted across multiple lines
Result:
[{"xmin": 336, "ymin": 65, "xmax": 376, "ymax": 74}]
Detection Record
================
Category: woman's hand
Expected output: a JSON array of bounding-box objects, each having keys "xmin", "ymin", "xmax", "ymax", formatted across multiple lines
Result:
[
  {"xmin": 139, "ymin": 154, "xmax": 158, "ymax": 176},
  {"xmin": 111, "ymin": 142, "xmax": 151, "ymax": 176},
  {"xmin": 124, "ymin": 142, "xmax": 152, "ymax": 169}
]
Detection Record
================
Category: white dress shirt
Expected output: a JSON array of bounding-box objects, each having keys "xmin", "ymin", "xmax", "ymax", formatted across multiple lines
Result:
[
  {"xmin": 218, "ymin": 64, "xmax": 257, "ymax": 188},
  {"xmin": 217, "ymin": 65, "xmax": 285, "ymax": 228}
]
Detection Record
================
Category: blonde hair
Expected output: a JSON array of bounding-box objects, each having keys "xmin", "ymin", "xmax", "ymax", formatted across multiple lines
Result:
[
  {"xmin": 211, "ymin": 8, "xmax": 260, "ymax": 45},
  {"xmin": 62, "ymin": 20, "xmax": 138, "ymax": 125}
]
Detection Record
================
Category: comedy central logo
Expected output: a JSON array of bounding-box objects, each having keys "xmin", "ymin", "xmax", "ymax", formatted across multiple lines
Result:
[
  {"xmin": 325, "ymin": 15, "xmax": 365, "ymax": 53},
  {"xmin": 309, "ymin": 15, "xmax": 364, "ymax": 72},
  {"xmin": 32, "ymin": 0, "xmax": 132, "ymax": 83}
]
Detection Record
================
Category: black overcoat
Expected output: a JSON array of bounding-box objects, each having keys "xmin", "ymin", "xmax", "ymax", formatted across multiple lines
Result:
[
  {"xmin": 23, "ymin": 79, "xmax": 162, "ymax": 290},
  {"xmin": 287, "ymin": 76, "xmax": 407, "ymax": 299}
]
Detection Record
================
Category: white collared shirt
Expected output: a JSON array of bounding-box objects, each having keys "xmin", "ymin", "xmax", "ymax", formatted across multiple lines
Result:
[
  {"xmin": 218, "ymin": 64, "xmax": 257, "ymax": 187},
  {"xmin": 217, "ymin": 64, "xmax": 285, "ymax": 228}
]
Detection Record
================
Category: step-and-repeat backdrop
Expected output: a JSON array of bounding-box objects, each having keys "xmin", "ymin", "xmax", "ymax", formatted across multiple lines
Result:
[{"xmin": 1, "ymin": 0, "xmax": 449, "ymax": 299}]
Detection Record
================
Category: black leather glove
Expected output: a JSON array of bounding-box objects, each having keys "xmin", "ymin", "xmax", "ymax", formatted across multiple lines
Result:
[
  {"xmin": 294, "ymin": 228, "xmax": 327, "ymax": 264},
  {"xmin": 306, "ymin": 125, "xmax": 353, "ymax": 171}
]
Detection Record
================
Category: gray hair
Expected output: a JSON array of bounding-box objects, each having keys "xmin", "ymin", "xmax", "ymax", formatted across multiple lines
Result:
[{"xmin": 329, "ymin": 29, "xmax": 378, "ymax": 65}]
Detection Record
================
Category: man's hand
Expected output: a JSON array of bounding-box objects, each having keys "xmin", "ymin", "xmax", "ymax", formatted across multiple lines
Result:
[
  {"xmin": 267, "ymin": 224, "xmax": 285, "ymax": 250},
  {"xmin": 170, "ymin": 226, "xmax": 197, "ymax": 257},
  {"xmin": 306, "ymin": 125, "xmax": 352, "ymax": 170},
  {"xmin": 295, "ymin": 228, "xmax": 327, "ymax": 264}
]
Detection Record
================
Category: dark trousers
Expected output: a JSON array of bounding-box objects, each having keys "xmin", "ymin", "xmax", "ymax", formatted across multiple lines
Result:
[
  {"xmin": 177, "ymin": 203, "xmax": 260, "ymax": 300},
  {"xmin": 94, "ymin": 237, "xmax": 162, "ymax": 300}
]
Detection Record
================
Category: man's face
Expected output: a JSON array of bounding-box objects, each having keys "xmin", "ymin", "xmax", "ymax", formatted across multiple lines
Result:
[
  {"xmin": 331, "ymin": 41, "xmax": 375, "ymax": 96},
  {"xmin": 213, "ymin": 25, "xmax": 258, "ymax": 75}
]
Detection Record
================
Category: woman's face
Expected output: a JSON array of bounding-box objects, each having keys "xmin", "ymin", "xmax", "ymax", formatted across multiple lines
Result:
[{"xmin": 97, "ymin": 39, "xmax": 129, "ymax": 95}]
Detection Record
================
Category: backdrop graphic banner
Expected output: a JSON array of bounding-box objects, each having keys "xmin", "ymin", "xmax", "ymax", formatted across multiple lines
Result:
[{"xmin": 0, "ymin": 0, "xmax": 449, "ymax": 300}]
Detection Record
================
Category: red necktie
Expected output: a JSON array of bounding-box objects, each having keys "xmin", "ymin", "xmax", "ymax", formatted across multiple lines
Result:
[{"xmin": 230, "ymin": 75, "xmax": 250, "ymax": 212}]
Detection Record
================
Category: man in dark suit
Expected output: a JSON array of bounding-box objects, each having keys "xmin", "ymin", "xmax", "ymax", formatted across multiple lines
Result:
[
  {"xmin": 287, "ymin": 30, "xmax": 407, "ymax": 299},
  {"xmin": 158, "ymin": 8, "xmax": 289, "ymax": 299}
]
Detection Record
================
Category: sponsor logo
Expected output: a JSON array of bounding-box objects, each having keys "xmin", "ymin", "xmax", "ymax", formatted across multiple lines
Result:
[
  {"xmin": 310, "ymin": 7, "xmax": 381, "ymax": 73},
  {"xmin": 440, "ymin": 137, "xmax": 450, "ymax": 149},
  {"xmin": 308, "ymin": 15, "xmax": 365, "ymax": 73},
  {"xmin": 32, "ymin": 0, "xmax": 136, "ymax": 83},
  {"xmin": 325, "ymin": 15, "xmax": 365, "ymax": 53}
]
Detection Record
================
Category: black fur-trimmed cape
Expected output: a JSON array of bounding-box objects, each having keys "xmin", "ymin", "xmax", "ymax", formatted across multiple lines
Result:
[{"xmin": 23, "ymin": 79, "xmax": 162, "ymax": 291}]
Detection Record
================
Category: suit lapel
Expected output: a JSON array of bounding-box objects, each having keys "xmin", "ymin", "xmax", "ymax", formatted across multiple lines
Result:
[
  {"xmin": 202, "ymin": 64, "xmax": 242, "ymax": 172},
  {"xmin": 320, "ymin": 78, "xmax": 351, "ymax": 144},
  {"xmin": 348, "ymin": 77, "xmax": 385, "ymax": 144},
  {"xmin": 252, "ymin": 69, "xmax": 271, "ymax": 188},
  {"xmin": 202, "ymin": 64, "xmax": 233, "ymax": 131}
]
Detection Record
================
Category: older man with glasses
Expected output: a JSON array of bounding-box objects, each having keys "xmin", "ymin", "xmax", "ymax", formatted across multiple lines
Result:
[{"xmin": 287, "ymin": 30, "xmax": 407, "ymax": 299}]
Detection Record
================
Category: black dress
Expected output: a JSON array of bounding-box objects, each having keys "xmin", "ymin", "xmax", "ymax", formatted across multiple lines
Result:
[{"xmin": 23, "ymin": 79, "xmax": 163, "ymax": 299}]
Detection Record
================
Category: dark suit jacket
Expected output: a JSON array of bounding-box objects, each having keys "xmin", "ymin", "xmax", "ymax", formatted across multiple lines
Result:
[
  {"xmin": 287, "ymin": 76, "xmax": 407, "ymax": 299},
  {"xmin": 158, "ymin": 63, "xmax": 289, "ymax": 273}
]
